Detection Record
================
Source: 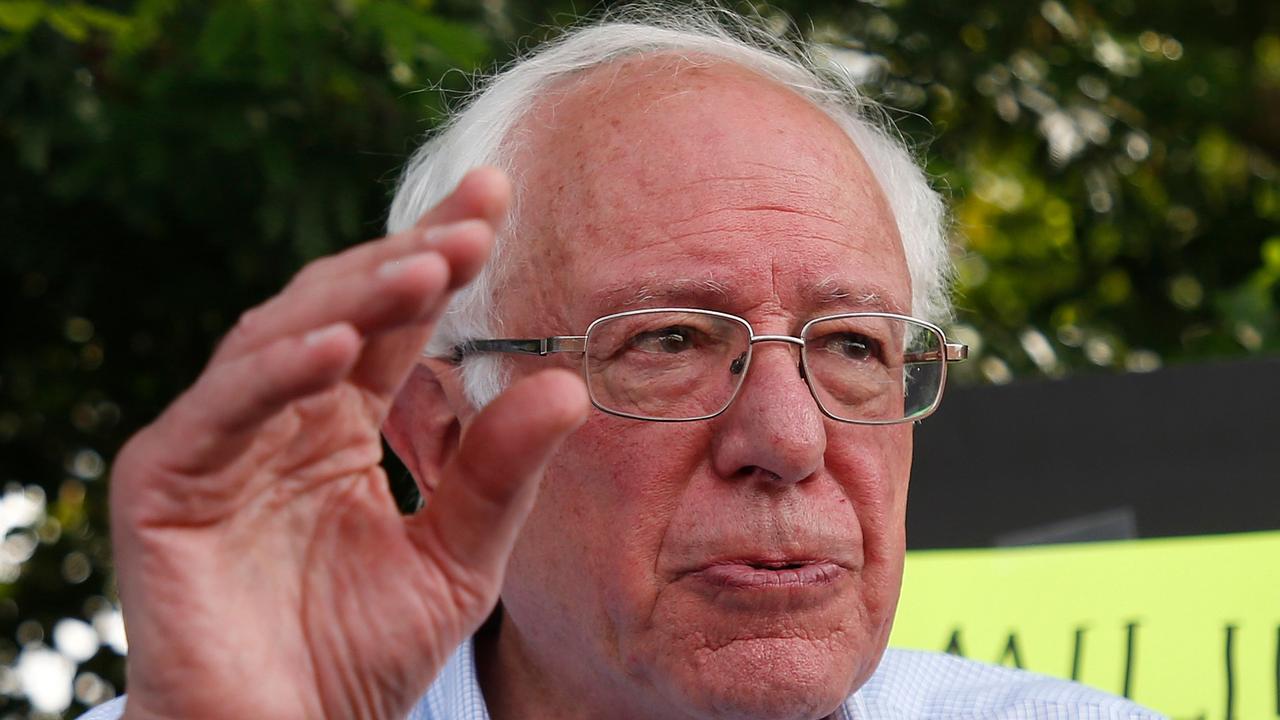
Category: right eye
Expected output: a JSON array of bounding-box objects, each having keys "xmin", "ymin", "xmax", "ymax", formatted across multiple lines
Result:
[
  {"xmin": 629, "ymin": 326, "xmax": 701, "ymax": 354},
  {"xmin": 825, "ymin": 333, "xmax": 882, "ymax": 363}
]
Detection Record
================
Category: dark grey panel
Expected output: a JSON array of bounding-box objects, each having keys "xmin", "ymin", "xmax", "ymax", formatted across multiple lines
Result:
[{"xmin": 906, "ymin": 356, "xmax": 1280, "ymax": 549}]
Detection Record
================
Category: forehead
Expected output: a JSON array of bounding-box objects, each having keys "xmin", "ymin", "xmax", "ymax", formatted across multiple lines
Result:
[{"xmin": 502, "ymin": 55, "xmax": 909, "ymax": 326}]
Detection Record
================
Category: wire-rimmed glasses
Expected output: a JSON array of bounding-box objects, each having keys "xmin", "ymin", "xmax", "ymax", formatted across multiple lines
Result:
[{"xmin": 451, "ymin": 308, "xmax": 968, "ymax": 424}]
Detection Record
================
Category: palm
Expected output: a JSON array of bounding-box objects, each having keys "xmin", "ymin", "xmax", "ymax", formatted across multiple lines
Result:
[
  {"xmin": 121, "ymin": 388, "xmax": 453, "ymax": 718},
  {"xmin": 109, "ymin": 171, "xmax": 588, "ymax": 720}
]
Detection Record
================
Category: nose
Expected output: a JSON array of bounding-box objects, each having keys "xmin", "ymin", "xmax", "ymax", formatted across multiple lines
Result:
[{"xmin": 709, "ymin": 338, "xmax": 826, "ymax": 486}]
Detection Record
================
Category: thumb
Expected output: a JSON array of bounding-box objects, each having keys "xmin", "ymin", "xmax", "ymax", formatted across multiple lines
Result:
[{"xmin": 408, "ymin": 368, "xmax": 589, "ymax": 615}]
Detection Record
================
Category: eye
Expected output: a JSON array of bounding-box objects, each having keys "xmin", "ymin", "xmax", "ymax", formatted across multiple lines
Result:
[
  {"xmin": 630, "ymin": 326, "xmax": 701, "ymax": 353},
  {"xmin": 823, "ymin": 333, "xmax": 883, "ymax": 362}
]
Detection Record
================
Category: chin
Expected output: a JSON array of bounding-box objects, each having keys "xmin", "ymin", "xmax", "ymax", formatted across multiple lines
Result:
[{"xmin": 653, "ymin": 634, "xmax": 872, "ymax": 720}]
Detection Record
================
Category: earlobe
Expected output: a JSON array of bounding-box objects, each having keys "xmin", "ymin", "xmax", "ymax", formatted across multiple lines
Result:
[{"xmin": 383, "ymin": 360, "xmax": 468, "ymax": 501}]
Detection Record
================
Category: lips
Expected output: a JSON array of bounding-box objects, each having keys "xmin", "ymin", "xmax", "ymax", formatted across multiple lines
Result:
[{"xmin": 691, "ymin": 559, "xmax": 845, "ymax": 590}]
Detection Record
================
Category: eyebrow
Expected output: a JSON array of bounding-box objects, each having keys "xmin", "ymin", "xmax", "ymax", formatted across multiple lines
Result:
[
  {"xmin": 591, "ymin": 274, "xmax": 908, "ymax": 315},
  {"xmin": 807, "ymin": 276, "xmax": 906, "ymax": 314},
  {"xmin": 592, "ymin": 275, "xmax": 731, "ymax": 308}
]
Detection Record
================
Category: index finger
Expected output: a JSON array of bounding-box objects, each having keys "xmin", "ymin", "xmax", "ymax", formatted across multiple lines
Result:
[
  {"xmin": 335, "ymin": 166, "xmax": 512, "ymax": 284},
  {"xmin": 288, "ymin": 166, "xmax": 511, "ymax": 291},
  {"xmin": 411, "ymin": 166, "xmax": 511, "ymax": 231},
  {"xmin": 365, "ymin": 166, "xmax": 511, "ymax": 289}
]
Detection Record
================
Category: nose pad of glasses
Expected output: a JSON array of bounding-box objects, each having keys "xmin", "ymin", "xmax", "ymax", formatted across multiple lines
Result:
[{"xmin": 728, "ymin": 350, "xmax": 806, "ymax": 379}]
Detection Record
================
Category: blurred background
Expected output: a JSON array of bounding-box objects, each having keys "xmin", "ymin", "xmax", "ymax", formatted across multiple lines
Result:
[{"xmin": 1, "ymin": 0, "xmax": 1278, "ymax": 717}]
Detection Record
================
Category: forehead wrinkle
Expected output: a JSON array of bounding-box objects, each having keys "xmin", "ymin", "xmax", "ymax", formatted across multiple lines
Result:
[
  {"xmin": 653, "ymin": 225, "xmax": 879, "ymax": 259},
  {"xmin": 588, "ymin": 270, "xmax": 902, "ymax": 318},
  {"xmin": 656, "ymin": 171, "xmax": 847, "ymax": 228},
  {"xmin": 658, "ymin": 162, "xmax": 842, "ymax": 196},
  {"xmin": 664, "ymin": 206, "xmax": 847, "ymax": 238}
]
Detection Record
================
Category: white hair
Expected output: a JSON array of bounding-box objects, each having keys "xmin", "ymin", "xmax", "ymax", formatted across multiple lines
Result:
[{"xmin": 388, "ymin": 5, "xmax": 953, "ymax": 408}]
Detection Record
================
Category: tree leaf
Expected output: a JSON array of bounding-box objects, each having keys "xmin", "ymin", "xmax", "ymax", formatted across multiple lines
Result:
[
  {"xmin": 68, "ymin": 2, "xmax": 131, "ymax": 36},
  {"xmin": 0, "ymin": 0, "xmax": 43, "ymax": 33},
  {"xmin": 45, "ymin": 6, "xmax": 87, "ymax": 43},
  {"xmin": 196, "ymin": 3, "xmax": 251, "ymax": 71},
  {"xmin": 414, "ymin": 14, "xmax": 488, "ymax": 67}
]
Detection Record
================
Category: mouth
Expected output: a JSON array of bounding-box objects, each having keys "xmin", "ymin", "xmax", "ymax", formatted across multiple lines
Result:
[
  {"xmin": 691, "ymin": 558, "xmax": 845, "ymax": 590},
  {"xmin": 747, "ymin": 560, "xmax": 815, "ymax": 570}
]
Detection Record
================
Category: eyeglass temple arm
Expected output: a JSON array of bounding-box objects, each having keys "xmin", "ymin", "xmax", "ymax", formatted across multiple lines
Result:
[
  {"xmin": 451, "ymin": 336, "xmax": 587, "ymax": 363},
  {"xmin": 903, "ymin": 342, "xmax": 970, "ymax": 364}
]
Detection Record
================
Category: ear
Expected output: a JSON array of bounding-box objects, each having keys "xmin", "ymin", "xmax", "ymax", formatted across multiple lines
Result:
[{"xmin": 383, "ymin": 358, "xmax": 472, "ymax": 502}]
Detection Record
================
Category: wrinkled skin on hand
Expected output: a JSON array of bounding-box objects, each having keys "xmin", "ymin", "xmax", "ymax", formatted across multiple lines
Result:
[{"xmin": 109, "ymin": 169, "xmax": 589, "ymax": 720}]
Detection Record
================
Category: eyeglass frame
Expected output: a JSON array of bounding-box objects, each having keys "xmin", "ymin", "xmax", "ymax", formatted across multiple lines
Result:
[{"xmin": 449, "ymin": 307, "xmax": 969, "ymax": 425}]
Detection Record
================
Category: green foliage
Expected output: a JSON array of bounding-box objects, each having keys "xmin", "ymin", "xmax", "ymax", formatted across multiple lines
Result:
[
  {"xmin": 765, "ymin": 0, "xmax": 1280, "ymax": 382},
  {"xmin": 0, "ymin": 0, "xmax": 1276, "ymax": 716}
]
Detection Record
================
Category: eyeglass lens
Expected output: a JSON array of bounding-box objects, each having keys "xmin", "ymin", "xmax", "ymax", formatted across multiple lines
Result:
[
  {"xmin": 583, "ymin": 310, "xmax": 945, "ymax": 422},
  {"xmin": 802, "ymin": 315, "xmax": 944, "ymax": 422}
]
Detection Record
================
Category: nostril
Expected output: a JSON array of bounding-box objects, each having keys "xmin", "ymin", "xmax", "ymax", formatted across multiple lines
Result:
[{"xmin": 736, "ymin": 465, "xmax": 787, "ymax": 487}]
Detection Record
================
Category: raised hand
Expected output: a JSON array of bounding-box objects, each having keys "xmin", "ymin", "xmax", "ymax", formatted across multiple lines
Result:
[{"xmin": 109, "ymin": 168, "xmax": 589, "ymax": 720}]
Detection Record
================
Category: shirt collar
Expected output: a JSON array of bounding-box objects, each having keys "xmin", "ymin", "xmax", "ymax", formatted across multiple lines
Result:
[{"xmin": 411, "ymin": 636, "xmax": 491, "ymax": 720}]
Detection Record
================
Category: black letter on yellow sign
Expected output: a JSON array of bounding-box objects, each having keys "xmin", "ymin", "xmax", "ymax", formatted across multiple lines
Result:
[
  {"xmin": 1071, "ymin": 627, "xmax": 1086, "ymax": 682},
  {"xmin": 1123, "ymin": 622, "xmax": 1138, "ymax": 699},
  {"xmin": 1224, "ymin": 624, "xmax": 1237, "ymax": 720},
  {"xmin": 1000, "ymin": 632, "xmax": 1024, "ymax": 669}
]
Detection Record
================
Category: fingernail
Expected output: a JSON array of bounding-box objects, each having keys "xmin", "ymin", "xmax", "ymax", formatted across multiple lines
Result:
[
  {"xmin": 305, "ymin": 323, "xmax": 347, "ymax": 346},
  {"xmin": 423, "ymin": 218, "xmax": 488, "ymax": 245},
  {"xmin": 378, "ymin": 252, "xmax": 441, "ymax": 280},
  {"xmin": 377, "ymin": 254, "xmax": 432, "ymax": 279},
  {"xmin": 377, "ymin": 257, "xmax": 407, "ymax": 279}
]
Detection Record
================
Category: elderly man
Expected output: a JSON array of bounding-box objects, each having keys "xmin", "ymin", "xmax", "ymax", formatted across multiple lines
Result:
[{"xmin": 87, "ymin": 10, "xmax": 1161, "ymax": 720}]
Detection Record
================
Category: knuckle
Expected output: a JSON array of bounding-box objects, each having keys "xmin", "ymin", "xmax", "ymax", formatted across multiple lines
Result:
[
  {"xmin": 293, "ymin": 255, "xmax": 335, "ymax": 286},
  {"xmin": 210, "ymin": 310, "xmax": 262, "ymax": 362},
  {"xmin": 109, "ymin": 433, "xmax": 147, "ymax": 482},
  {"xmin": 233, "ymin": 305, "xmax": 264, "ymax": 337},
  {"xmin": 107, "ymin": 426, "xmax": 165, "ymax": 511}
]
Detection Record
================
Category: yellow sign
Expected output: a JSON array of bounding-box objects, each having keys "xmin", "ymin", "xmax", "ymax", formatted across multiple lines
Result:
[{"xmin": 889, "ymin": 531, "xmax": 1280, "ymax": 720}]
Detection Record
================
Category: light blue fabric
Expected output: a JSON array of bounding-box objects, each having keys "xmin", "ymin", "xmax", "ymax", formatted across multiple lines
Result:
[{"xmin": 79, "ymin": 638, "xmax": 1164, "ymax": 719}]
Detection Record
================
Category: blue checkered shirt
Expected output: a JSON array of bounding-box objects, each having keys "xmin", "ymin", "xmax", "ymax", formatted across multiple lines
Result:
[{"xmin": 80, "ymin": 638, "xmax": 1163, "ymax": 719}]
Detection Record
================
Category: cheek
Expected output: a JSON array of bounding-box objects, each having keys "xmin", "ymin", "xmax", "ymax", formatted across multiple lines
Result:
[
  {"xmin": 505, "ymin": 417, "xmax": 711, "ymax": 656},
  {"xmin": 830, "ymin": 422, "xmax": 911, "ymax": 537},
  {"xmin": 828, "ymin": 422, "xmax": 912, "ymax": 623}
]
